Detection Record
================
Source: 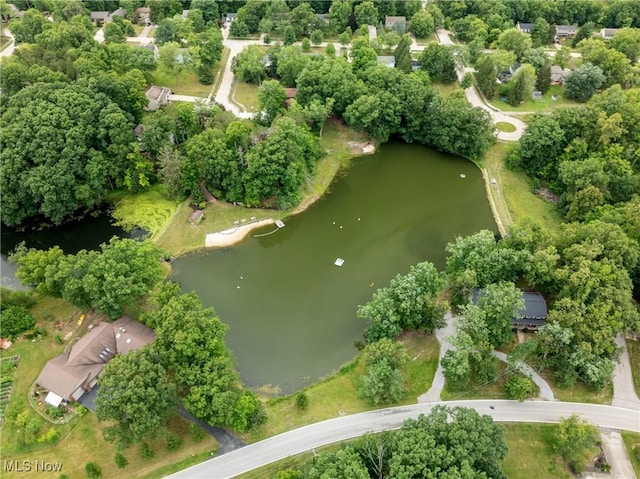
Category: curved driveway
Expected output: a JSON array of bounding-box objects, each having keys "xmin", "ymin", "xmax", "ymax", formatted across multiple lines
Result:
[
  {"xmin": 165, "ymin": 400, "xmax": 640, "ymax": 479},
  {"xmin": 435, "ymin": 29, "xmax": 526, "ymax": 141}
]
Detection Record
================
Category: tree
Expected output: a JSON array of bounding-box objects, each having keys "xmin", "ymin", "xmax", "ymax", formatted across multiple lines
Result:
[
  {"xmin": 231, "ymin": 45, "xmax": 266, "ymax": 84},
  {"xmin": 504, "ymin": 375, "xmax": 535, "ymax": 401},
  {"xmin": 505, "ymin": 63, "xmax": 536, "ymax": 106},
  {"xmin": 191, "ymin": 28, "xmax": 224, "ymax": 84},
  {"xmin": 572, "ymin": 21, "xmax": 595, "ymax": 47},
  {"xmin": 354, "ymin": 1, "xmax": 378, "ymax": 27},
  {"xmin": 409, "ymin": 10, "xmax": 435, "ymax": 39},
  {"xmin": 1, "ymin": 306, "xmax": 35, "ymax": 339},
  {"xmin": 325, "ymin": 42, "xmax": 336, "ymax": 56},
  {"xmin": 96, "ymin": 348, "xmax": 177, "ymax": 447},
  {"xmin": 517, "ymin": 114, "xmax": 567, "ymax": 179},
  {"xmin": 190, "ymin": 0, "xmax": 219, "ymax": 25},
  {"xmin": 394, "ymin": 34, "xmax": 412, "ymax": 73},
  {"xmin": 475, "ymin": 54, "xmax": 498, "ymax": 98},
  {"xmin": 103, "ymin": 22, "xmax": 126, "ymax": 44},
  {"xmin": 85, "ymin": 462, "xmax": 102, "ymax": 479},
  {"xmin": 8, "ymin": 8, "xmax": 50, "ymax": 43},
  {"xmin": 564, "ymin": 63, "xmax": 605, "ymax": 102},
  {"xmin": 158, "ymin": 41, "xmax": 190, "ymax": 81},
  {"xmin": 579, "ymin": 39, "xmax": 631, "ymax": 88},
  {"xmin": 476, "ymin": 281, "xmax": 524, "ymax": 347},
  {"xmin": 310, "ymin": 29, "xmax": 323, "ymax": 46},
  {"xmin": 155, "ymin": 16, "xmax": 192, "ymax": 46},
  {"xmin": 301, "ymin": 37, "xmax": 311, "ymax": 52},
  {"xmin": 308, "ymin": 446, "xmax": 369, "ymax": 479},
  {"xmin": 554, "ymin": 414, "xmax": 599, "ymax": 460},
  {"xmin": 461, "ymin": 72, "xmax": 473, "ymax": 89},
  {"xmin": 358, "ymin": 338, "xmax": 408, "ymax": 405},
  {"xmin": 609, "ymin": 27, "xmax": 640, "ymax": 62},
  {"xmin": 158, "ymin": 147, "xmax": 185, "ymax": 199},
  {"xmin": 283, "ymin": 24, "xmax": 296, "ymax": 45},
  {"xmin": 229, "ymin": 20, "xmax": 249, "ymax": 38},
  {"xmin": 290, "ymin": 3, "xmax": 318, "ymax": 38},
  {"xmin": 535, "ymin": 62, "xmax": 552, "ymax": 93},
  {"xmin": 0, "ymin": 82, "xmax": 136, "ymax": 226},
  {"xmin": 531, "ymin": 17, "xmax": 551, "ymax": 47},
  {"xmin": 275, "ymin": 45, "xmax": 311, "ymax": 87},
  {"xmin": 497, "ymin": 28, "xmax": 532, "ymax": 60},
  {"xmin": 419, "ymin": 43, "xmax": 457, "ymax": 83},
  {"xmin": 140, "ymin": 112, "xmax": 176, "ymax": 159},
  {"xmin": 258, "ymin": 79, "xmax": 286, "ymax": 126}
]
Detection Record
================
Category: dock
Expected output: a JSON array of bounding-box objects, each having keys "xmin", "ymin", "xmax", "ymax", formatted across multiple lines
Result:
[{"xmin": 275, "ymin": 220, "xmax": 285, "ymax": 228}]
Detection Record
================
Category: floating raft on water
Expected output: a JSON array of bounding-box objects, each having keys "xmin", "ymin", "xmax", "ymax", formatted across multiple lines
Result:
[
  {"xmin": 275, "ymin": 220, "xmax": 285, "ymax": 228},
  {"xmin": 334, "ymin": 258, "xmax": 345, "ymax": 267}
]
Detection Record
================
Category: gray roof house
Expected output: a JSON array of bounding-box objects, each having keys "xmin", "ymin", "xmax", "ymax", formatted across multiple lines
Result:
[
  {"xmin": 472, "ymin": 289, "xmax": 548, "ymax": 330},
  {"xmin": 144, "ymin": 85, "xmax": 172, "ymax": 112},
  {"xmin": 516, "ymin": 22, "xmax": 533, "ymax": 33},
  {"xmin": 555, "ymin": 25, "xmax": 577, "ymax": 38},
  {"xmin": 600, "ymin": 28, "xmax": 620, "ymax": 40},
  {"xmin": 89, "ymin": 11, "xmax": 110, "ymax": 23},
  {"xmin": 36, "ymin": 317, "xmax": 155, "ymax": 403},
  {"xmin": 385, "ymin": 15, "xmax": 406, "ymax": 32},
  {"xmin": 550, "ymin": 65, "xmax": 571, "ymax": 84}
]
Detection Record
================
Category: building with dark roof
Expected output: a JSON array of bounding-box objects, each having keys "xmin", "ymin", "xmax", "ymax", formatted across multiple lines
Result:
[
  {"xmin": 472, "ymin": 289, "xmax": 548, "ymax": 330},
  {"xmin": 36, "ymin": 317, "xmax": 154, "ymax": 403},
  {"xmin": 516, "ymin": 22, "xmax": 533, "ymax": 33}
]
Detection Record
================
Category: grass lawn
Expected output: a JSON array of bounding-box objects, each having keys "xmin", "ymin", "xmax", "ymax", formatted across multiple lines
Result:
[
  {"xmin": 155, "ymin": 201, "xmax": 276, "ymax": 257},
  {"xmin": 132, "ymin": 24, "xmax": 145, "ymax": 36},
  {"xmin": 414, "ymin": 33, "xmax": 437, "ymax": 45},
  {"xmin": 541, "ymin": 372, "xmax": 613, "ymax": 404},
  {"xmin": 431, "ymin": 81, "xmax": 460, "ymax": 97},
  {"xmin": 441, "ymin": 361, "xmax": 512, "ymax": 401},
  {"xmin": 232, "ymin": 80, "xmax": 260, "ymax": 112},
  {"xmin": 147, "ymin": 26, "xmax": 157, "ymax": 37},
  {"xmin": 495, "ymin": 121, "xmax": 516, "ymax": 133},
  {"xmin": 150, "ymin": 69, "xmax": 212, "ymax": 98},
  {"xmin": 488, "ymin": 85, "xmax": 579, "ymax": 112},
  {"xmin": 0, "ymin": 34, "xmax": 12, "ymax": 51},
  {"xmin": 0, "ymin": 296, "xmax": 217, "ymax": 479},
  {"xmin": 502, "ymin": 423, "xmax": 571, "ymax": 479},
  {"xmin": 627, "ymin": 339, "xmax": 640, "ymax": 398},
  {"xmin": 108, "ymin": 185, "xmax": 181, "ymax": 240},
  {"xmin": 240, "ymin": 332, "xmax": 439, "ymax": 444},
  {"xmin": 481, "ymin": 142, "xmax": 562, "ymax": 235},
  {"xmin": 622, "ymin": 431, "xmax": 640, "ymax": 477}
]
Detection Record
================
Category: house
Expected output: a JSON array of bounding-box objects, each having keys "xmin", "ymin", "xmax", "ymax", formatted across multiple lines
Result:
[
  {"xmin": 550, "ymin": 65, "xmax": 571, "ymax": 84},
  {"xmin": 600, "ymin": 28, "xmax": 620, "ymax": 40},
  {"xmin": 36, "ymin": 317, "xmax": 155, "ymax": 404},
  {"xmin": 377, "ymin": 55, "xmax": 396, "ymax": 68},
  {"xmin": 516, "ymin": 22, "xmax": 533, "ymax": 33},
  {"xmin": 137, "ymin": 43, "xmax": 158, "ymax": 61},
  {"xmin": 555, "ymin": 25, "xmax": 577, "ymax": 40},
  {"xmin": 385, "ymin": 15, "xmax": 406, "ymax": 33},
  {"xmin": 497, "ymin": 62, "xmax": 521, "ymax": 82},
  {"xmin": 223, "ymin": 13, "xmax": 237, "ymax": 24},
  {"xmin": 135, "ymin": 7, "xmax": 150, "ymax": 25},
  {"xmin": 316, "ymin": 13, "xmax": 329, "ymax": 24},
  {"xmin": 89, "ymin": 11, "xmax": 110, "ymax": 24},
  {"xmin": 471, "ymin": 290, "xmax": 548, "ymax": 331},
  {"xmin": 284, "ymin": 88, "xmax": 297, "ymax": 108},
  {"xmin": 133, "ymin": 124, "xmax": 145, "ymax": 139},
  {"xmin": 111, "ymin": 8, "xmax": 126, "ymax": 19},
  {"xmin": 144, "ymin": 85, "xmax": 171, "ymax": 112}
]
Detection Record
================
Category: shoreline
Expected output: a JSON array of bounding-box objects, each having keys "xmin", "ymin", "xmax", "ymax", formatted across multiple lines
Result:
[{"xmin": 204, "ymin": 218, "xmax": 275, "ymax": 248}]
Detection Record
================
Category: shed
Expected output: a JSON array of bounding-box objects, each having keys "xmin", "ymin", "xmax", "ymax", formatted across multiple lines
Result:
[
  {"xmin": 44, "ymin": 391, "xmax": 64, "ymax": 408},
  {"xmin": 189, "ymin": 209, "xmax": 204, "ymax": 225}
]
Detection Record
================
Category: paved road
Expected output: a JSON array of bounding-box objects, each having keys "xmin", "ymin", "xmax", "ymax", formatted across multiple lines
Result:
[
  {"xmin": 165, "ymin": 400, "xmax": 640, "ymax": 479},
  {"xmin": 612, "ymin": 334, "xmax": 640, "ymax": 409},
  {"xmin": 435, "ymin": 29, "xmax": 526, "ymax": 141},
  {"xmin": 598, "ymin": 429, "xmax": 638, "ymax": 479},
  {"xmin": 1, "ymin": 28, "xmax": 15, "ymax": 57}
]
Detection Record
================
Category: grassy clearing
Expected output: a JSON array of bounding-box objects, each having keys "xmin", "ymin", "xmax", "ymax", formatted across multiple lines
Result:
[
  {"xmin": 496, "ymin": 121, "xmax": 516, "ymax": 133},
  {"xmin": 541, "ymin": 372, "xmax": 613, "ymax": 404},
  {"xmin": 150, "ymin": 69, "xmax": 212, "ymax": 98},
  {"xmin": 232, "ymin": 80, "xmax": 260, "ymax": 112},
  {"xmin": 488, "ymin": 85, "xmax": 579, "ymax": 112},
  {"xmin": 431, "ymin": 81, "xmax": 460, "ymax": 97},
  {"xmin": 627, "ymin": 339, "xmax": 640, "ymax": 398},
  {"xmin": 414, "ymin": 33, "xmax": 437, "ymax": 45},
  {"xmin": 108, "ymin": 185, "xmax": 180, "ymax": 240},
  {"xmin": 441, "ymin": 362, "xmax": 511, "ymax": 401},
  {"xmin": 502, "ymin": 423, "xmax": 571, "ymax": 479},
  {"xmin": 481, "ymin": 142, "xmax": 562, "ymax": 234},
  {"xmin": 132, "ymin": 24, "xmax": 145, "ymax": 36},
  {"xmin": 241, "ymin": 332, "xmax": 439, "ymax": 444},
  {"xmin": 622, "ymin": 431, "xmax": 640, "ymax": 477},
  {"xmin": 0, "ymin": 34, "xmax": 12, "ymax": 51},
  {"xmin": 155, "ymin": 201, "xmax": 276, "ymax": 257}
]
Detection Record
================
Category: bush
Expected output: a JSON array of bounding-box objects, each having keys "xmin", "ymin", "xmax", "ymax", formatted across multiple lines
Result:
[
  {"xmin": 569, "ymin": 459, "xmax": 585, "ymax": 474},
  {"xmin": 85, "ymin": 462, "xmax": 102, "ymax": 479},
  {"xmin": 504, "ymin": 375, "xmax": 535, "ymax": 402},
  {"xmin": 0, "ymin": 288, "xmax": 37, "ymax": 310},
  {"xmin": 1, "ymin": 306, "xmax": 36, "ymax": 339},
  {"xmin": 55, "ymin": 333, "xmax": 63, "ymax": 344},
  {"xmin": 294, "ymin": 391, "xmax": 309, "ymax": 411},
  {"xmin": 114, "ymin": 453, "xmax": 128, "ymax": 468},
  {"xmin": 166, "ymin": 432, "xmax": 183, "ymax": 451},
  {"xmin": 37, "ymin": 427, "xmax": 59, "ymax": 444},
  {"xmin": 76, "ymin": 405, "xmax": 88, "ymax": 416},
  {"xmin": 46, "ymin": 405, "xmax": 65, "ymax": 419},
  {"xmin": 301, "ymin": 38, "xmax": 311, "ymax": 52},
  {"xmin": 190, "ymin": 423, "xmax": 204, "ymax": 442},
  {"xmin": 141, "ymin": 442, "xmax": 155, "ymax": 459}
]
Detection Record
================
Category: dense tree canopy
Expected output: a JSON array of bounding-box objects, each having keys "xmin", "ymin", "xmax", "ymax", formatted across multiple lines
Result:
[{"xmin": 0, "ymin": 82, "xmax": 137, "ymax": 226}]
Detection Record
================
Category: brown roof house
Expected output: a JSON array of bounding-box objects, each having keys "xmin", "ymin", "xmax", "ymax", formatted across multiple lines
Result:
[
  {"xmin": 36, "ymin": 317, "xmax": 154, "ymax": 405},
  {"xmin": 144, "ymin": 85, "xmax": 171, "ymax": 112}
]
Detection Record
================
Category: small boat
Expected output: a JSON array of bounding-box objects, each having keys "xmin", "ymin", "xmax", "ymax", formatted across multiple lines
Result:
[{"xmin": 334, "ymin": 258, "xmax": 345, "ymax": 267}]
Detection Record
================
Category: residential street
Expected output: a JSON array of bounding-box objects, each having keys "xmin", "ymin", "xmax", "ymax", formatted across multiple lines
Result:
[{"xmin": 166, "ymin": 400, "xmax": 640, "ymax": 479}]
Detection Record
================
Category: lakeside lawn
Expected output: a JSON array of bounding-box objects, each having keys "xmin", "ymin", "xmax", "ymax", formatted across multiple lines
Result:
[
  {"xmin": 487, "ymin": 85, "xmax": 579, "ymax": 112},
  {"xmin": 240, "ymin": 332, "xmax": 439, "ymax": 444},
  {"xmin": 0, "ymin": 296, "xmax": 216, "ymax": 479}
]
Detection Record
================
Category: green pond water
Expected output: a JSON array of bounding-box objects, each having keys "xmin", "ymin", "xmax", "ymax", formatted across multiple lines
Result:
[{"xmin": 170, "ymin": 142, "xmax": 496, "ymax": 394}]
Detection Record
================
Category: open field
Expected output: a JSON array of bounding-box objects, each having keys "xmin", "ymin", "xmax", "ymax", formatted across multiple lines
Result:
[
  {"xmin": 481, "ymin": 142, "xmax": 562, "ymax": 234},
  {"xmin": 241, "ymin": 332, "xmax": 439, "ymax": 444},
  {"xmin": 0, "ymin": 297, "xmax": 216, "ymax": 479},
  {"xmin": 488, "ymin": 85, "xmax": 579, "ymax": 112},
  {"xmin": 150, "ymin": 69, "xmax": 212, "ymax": 98}
]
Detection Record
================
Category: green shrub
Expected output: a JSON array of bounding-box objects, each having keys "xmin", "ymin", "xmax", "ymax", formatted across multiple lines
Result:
[
  {"xmin": 166, "ymin": 432, "xmax": 183, "ymax": 451},
  {"xmin": 76, "ymin": 405, "xmax": 88, "ymax": 416},
  {"xmin": 141, "ymin": 442, "xmax": 155, "ymax": 459},
  {"xmin": 634, "ymin": 445, "xmax": 640, "ymax": 461},
  {"xmin": 1, "ymin": 306, "xmax": 36, "ymax": 339},
  {"xmin": 37, "ymin": 427, "xmax": 59, "ymax": 444},
  {"xmin": 85, "ymin": 462, "xmax": 102, "ymax": 478},
  {"xmin": 569, "ymin": 459, "xmax": 585, "ymax": 474},
  {"xmin": 294, "ymin": 391, "xmax": 308, "ymax": 411},
  {"xmin": 190, "ymin": 423, "xmax": 204, "ymax": 442},
  {"xmin": 114, "ymin": 453, "xmax": 128, "ymax": 468},
  {"xmin": 0, "ymin": 288, "xmax": 37, "ymax": 310},
  {"xmin": 55, "ymin": 333, "xmax": 63, "ymax": 344}
]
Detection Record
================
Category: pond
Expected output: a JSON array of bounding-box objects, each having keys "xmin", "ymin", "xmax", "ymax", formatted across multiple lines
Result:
[{"xmin": 170, "ymin": 143, "xmax": 497, "ymax": 394}]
